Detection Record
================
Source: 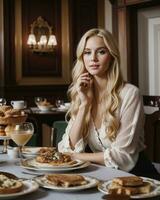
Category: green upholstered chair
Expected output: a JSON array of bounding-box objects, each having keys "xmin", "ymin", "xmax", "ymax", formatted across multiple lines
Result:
[
  {"xmin": 52, "ymin": 121, "xmax": 67, "ymax": 148},
  {"xmin": 26, "ymin": 117, "xmax": 39, "ymax": 146}
]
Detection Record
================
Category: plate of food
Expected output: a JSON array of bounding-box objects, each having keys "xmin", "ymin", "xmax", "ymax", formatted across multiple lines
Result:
[
  {"xmin": 22, "ymin": 147, "xmax": 55, "ymax": 156},
  {"xmin": 21, "ymin": 148, "xmax": 89, "ymax": 171},
  {"xmin": 36, "ymin": 100, "xmax": 54, "ymax": 112},
  {"xmin": 98, "ymin": 176, "xmax": 160, "ymax": 199},
  {"xmin": 0, "ymin": 172, "xmax": 39, "ymax": 199},
  {"xmin": 34, "ymin": 174, "xmax": 98, "ymax": 191},
  {"xmin": 21, "ymin": 159, "xmax": 90, "ymax": 172}
]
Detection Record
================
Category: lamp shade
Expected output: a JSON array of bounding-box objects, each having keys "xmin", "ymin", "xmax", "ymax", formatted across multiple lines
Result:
[
  {"xmin": 39, "ymin": 35, "xmax": 47, "ymax": 45},
  {"xmin": 48, "ymin": 35, "xmax": 57, "ymax": 46},
  {"xmin": 27, "ymin": 17, "xmax": 57, "ymax": 53},
  {"xmin": 27, "ymin": 34, "xmax": 36, "ymax": 45}
]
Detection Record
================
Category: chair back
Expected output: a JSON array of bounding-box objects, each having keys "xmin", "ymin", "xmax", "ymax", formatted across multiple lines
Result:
[
  {"xmin": 26, "ymin": 117, "xmax": 39, "ymax": 146},
  {"xmin": 143, "ymin": 95, "xmax": 160, "ymax": 162},
  {"xmin": 144, "ymin": 110, "xmax": 160, "ymax": 162},
  {"xmin": 52, "ymin": 121, "xmax": 67, "ymax": 147}
]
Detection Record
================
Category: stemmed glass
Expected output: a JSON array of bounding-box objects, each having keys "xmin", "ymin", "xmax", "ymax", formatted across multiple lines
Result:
[
  {"xmin": 10, "ymin": 122, "xmax": 34, "ymax": 163},
  {"xmin": 55, "ymin": 99, "xmax": 64, "ymax": 108},
  {"xmin": 0, "ymin": 98, "xmax": 6, "ymax": 106},
  {"xmin": 34, "ymin": 97, "xmax": 46, "ymax": 106}
]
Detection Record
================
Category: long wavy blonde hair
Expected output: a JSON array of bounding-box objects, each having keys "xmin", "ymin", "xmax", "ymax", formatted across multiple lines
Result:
[{"xmin": 66, "ymin": 28, "xmax": 124, "ymax": 141}]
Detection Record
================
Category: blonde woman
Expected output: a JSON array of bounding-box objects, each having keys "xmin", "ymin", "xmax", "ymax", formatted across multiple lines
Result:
[{"xmin": 58, "ymin": 28, "xmax": 160, "ymax": 180}]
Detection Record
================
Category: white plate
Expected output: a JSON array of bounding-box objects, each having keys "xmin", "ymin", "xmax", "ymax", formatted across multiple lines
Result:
[
  {"xmin": 22, "ymin": 147, "xmax": 57, "ymax": 158},
  {"xmin": 57, "ymin": 107, "xmax": 68, "ymax": 112},
  {"xmin": 21, "ymin": 158, "xmax": 85, "ymax": 169},
  {"xmin": 22, "ymin": 147, "xmax": 42, "ymax": 155},
  {"xmin": 34, "ymin": 175, "xmax": 98, "ymax": 191},
  {"xmin": 0, "ymin": 136, "xmax": 10, "ymax": 140},
  {"xmin": 21, "ymin": 159, "xmax": 90, "ymax": 172},
  {"xmin": 37, "ymin": 105, "xmax": 54, "ymax": 111},
  {"xmin": 98, "ymin": 177, "xmax": 160, "ymax": 199},
  {"xmin": 25, "ymin": 158, "xmax": 85, "ymax": 169},
  {"xmin": 0, "ymin": 180, "xmax": 39, "ymax": 199}
]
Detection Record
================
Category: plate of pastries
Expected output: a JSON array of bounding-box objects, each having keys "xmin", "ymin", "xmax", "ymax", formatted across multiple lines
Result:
[
  {"xmin": 0, "ymin": 105, "xmax": 27, "ymax": 137},
  {"xmin": 0, "ymin": 171, "xmax": 38, "ymax": 199},
  {"xmin": 98, "ymin": 175, "xmax": 160, "ymax": 199},
  {"xmin": 22, "ymin": 147, "xmax": 56, "ymax": 157},
  {"xmin": 34, "ymin": 173, "xmax": 98, "ymax": 191},
  {"xmin": 36, "ymin": 100, "xmax": 54, "ymax": 111},
  {"xmin": 21, "ymin": 147, "xmax": 90, "ymax": 171}
]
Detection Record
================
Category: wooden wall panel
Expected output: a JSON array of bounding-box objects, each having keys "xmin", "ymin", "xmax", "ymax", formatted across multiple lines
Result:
[
  {"xmin": 71, "ymin": 0, "xmax": 98, "ymax": 60},
  {"xmin": 112, "ymin": 0, "xmax": 160, "ymax": 85},
  {"xmin": 1, "ymin": 0, "xmax": 100, "ymax": 104},
  {"xmin": 0, "ymin": 1, "xmax": 4, "ymax": 88},
  {"xmin": 21, "ymin": 0, "xmax": 62, "ymax": 77}
]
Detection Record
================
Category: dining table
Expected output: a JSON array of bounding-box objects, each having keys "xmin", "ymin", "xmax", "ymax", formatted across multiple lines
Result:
[{"xmin": 0, "ymin": 147, "xmax": 160, "ymax": 200}]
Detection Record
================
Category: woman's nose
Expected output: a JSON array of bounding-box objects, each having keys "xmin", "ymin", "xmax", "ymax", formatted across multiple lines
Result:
[{"xmin": 91, "ymin": 52, "xmax": 98, "ymax": 61}]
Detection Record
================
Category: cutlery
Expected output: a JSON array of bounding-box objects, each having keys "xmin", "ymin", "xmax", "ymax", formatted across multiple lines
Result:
[{"xmin": 22, "ymin": 171, "xmax": 43, "ymax": 176}]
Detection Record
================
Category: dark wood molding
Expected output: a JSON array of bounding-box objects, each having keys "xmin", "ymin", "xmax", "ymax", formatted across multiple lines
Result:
[
  {"xmin": 3, "ymin": 0, "xmax": 16, "ymax": 86},
  {"xmin": 0, "ymin": 1, "xmax": 4, "ymax": 90},
  {"xmin": 70, "ymin": 0, "xmax": 98, "ymax": 60},
  {"xmin": 112, "ymin": 0, "xmax": 160, "ymax": 86},
  {"xmin": 1, "ymin": 0, "xmax": 99, "ymax": 101},
  {"xmin": 21, "ymin": 0, "xmax": 62, "ymax": 77},
  {"xmin": 2, "ymin": 84, "xmax": 69, "ymax": 106}
]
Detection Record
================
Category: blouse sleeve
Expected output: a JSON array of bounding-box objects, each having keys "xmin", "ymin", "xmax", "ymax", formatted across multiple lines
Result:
[
  {"xmin": 104, "ymin": 85, "xmax": 145, "ymax": 171},
  {"xmin": 58, "ymin": 119, "xmax": 86, "ymax": 153}
]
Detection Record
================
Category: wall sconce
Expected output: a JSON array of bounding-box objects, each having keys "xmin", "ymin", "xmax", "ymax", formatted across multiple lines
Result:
[{"xmin": 27, "ymin": 16, "xmax": 57, "ymax": 54}]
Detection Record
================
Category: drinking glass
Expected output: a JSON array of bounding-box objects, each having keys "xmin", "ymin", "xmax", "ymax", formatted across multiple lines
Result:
[
  {"xmin": 34, "ymin": 97, "xmax": 46, "ymax": 105},
  {"xmin": 0, "ymin": 98, "xmax": 6, "ymax": 106},
  {"xmin": 10, "ymin": 122, "xmax": 34, "ymax": 163},
  {"xmin": 55, "ymin": 99, "xmax": 64, "ymax": 108}
]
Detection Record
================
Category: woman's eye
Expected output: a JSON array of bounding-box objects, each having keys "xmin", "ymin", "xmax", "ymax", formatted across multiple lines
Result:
[
  {"xmin": 83, "ymin": 51, "xmax": 91, "ymax": 55},
  {"xmin": 97, "ymin": 49, "xmax": 107, "ymax": 55}
]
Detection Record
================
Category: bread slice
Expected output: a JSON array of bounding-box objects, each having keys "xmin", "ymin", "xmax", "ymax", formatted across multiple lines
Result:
[
  {"xmin": 108, "ymin": 181, "xmax": 151, "ymax": 195},
  {"xmin": 46, "ymin": 174, "xmax": 88, "ymax": 187},
  {"xmin": 112, "ymin": 176, "xmax": 143, "ymax": 187},
  {"xmin": 0, "ymin": 174, "xmax": 23, "ymax": 194}
]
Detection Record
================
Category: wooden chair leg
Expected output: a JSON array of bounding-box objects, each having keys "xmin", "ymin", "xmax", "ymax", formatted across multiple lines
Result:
[{"xmin": 50, "ymin": 127, "xmax": 56, "ymax": 147}]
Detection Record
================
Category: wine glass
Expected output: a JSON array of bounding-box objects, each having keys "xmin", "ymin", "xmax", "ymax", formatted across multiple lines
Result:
[
  {"xmin": 0, "ymin": 98, "xmax": 7, "ymax": 106},
  {"xmin": 34, "ymin": 97, "xmax": 46, "ymax": 106},
  {"xmin": 55, "ymin": 99, "xmax": 64, "ymax": 108},
  {"xmin": 10, "ymin": 122, "xmax": 34, "ymax": 163}
]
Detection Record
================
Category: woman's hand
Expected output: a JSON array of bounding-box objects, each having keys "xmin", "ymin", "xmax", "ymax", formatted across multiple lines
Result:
[
  {"xmin": 76, "ymin": 72, "xmax": 93, "ymax": 105},
  {"xmin": 68, "ymin": 152, "xmax": 105, "ymax": 165}
]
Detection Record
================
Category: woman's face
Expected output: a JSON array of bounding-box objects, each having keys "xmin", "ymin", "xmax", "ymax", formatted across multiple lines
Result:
[{"xmin": 83, "ymin": 36, "xmax": 112, "ymax": 77}]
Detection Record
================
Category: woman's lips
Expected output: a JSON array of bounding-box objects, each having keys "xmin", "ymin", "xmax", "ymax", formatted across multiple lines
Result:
[{"xmin": 90, "ymin": 64, "xmax": 100, "ymax": 69}]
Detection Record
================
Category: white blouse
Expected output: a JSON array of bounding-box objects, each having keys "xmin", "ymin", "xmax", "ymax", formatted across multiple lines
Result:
[{"xmin": 58, "ymin": 83, "xmax": 145, "ymax": 172}]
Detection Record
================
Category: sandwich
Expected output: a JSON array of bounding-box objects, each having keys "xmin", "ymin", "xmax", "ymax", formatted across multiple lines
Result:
[
  {"xmin": 45, "ymin": 174, "xmax": 88, "ymax": 187},
  {"xmin": 0, "ymin": 174, "xmax": 23, "ymax": 194},
  {"xmin": 112, "ymin": 176, "xmax": 143, "ymax": 187},
  {"xmin": 108, "ymin": 176, "xmax": 151, "ymax": 195}
]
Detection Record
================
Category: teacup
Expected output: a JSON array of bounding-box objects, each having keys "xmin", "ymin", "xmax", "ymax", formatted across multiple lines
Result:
[
  {"xmin": 64, "ymin": 102, "xmax": 70, "ymax": 109},
  {"xmin": 11, "ymin": 100, "xmax": 26, "ymax": 110}
]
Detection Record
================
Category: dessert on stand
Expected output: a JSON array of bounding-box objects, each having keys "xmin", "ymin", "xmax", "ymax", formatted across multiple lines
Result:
[{"xmin": 0, "ymin": 105, "xmax": 27, "ymax": 153}]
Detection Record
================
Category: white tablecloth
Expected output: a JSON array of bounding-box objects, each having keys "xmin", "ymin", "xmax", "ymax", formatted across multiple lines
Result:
[{"xmin": 0, "ymin": 151, "xmax": 131, "ymax": 200}]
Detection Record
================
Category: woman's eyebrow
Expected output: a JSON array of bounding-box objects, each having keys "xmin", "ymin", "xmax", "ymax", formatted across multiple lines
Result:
[
  {"xmin": 83, "ymin": 48, "xmax": 90, "ymax": 50},
  {"xmin": 84, "ymin": 46, "xmax": 107, "ymax": 50}
]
